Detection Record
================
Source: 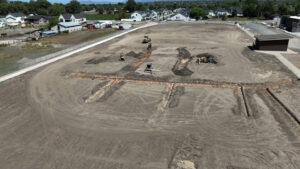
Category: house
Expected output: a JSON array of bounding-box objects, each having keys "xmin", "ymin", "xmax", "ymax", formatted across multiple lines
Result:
[
  {"xmin": 82, "ymin": 8, "xmax": 98, "ymax": 14},
  {"xmin": 0, "ymin": 16, "xmax": 6, "ymax": 28},
  {"xmin": 6, "ymin": 13, "xmax": 26, "ymax": 26},
  {"xmin": 25, "ymin": 15, "xmax": 55, "ymax": 25},
  {"xmin": 286, "ymin": 16, "xmax": 300, "ymax": 32},
  {"xmin": 130, "ymin": 10, "xmax": 158, "ymax": 21},
  {"xmin": 204, "ymin": 8, "xmax": 216, "ymax": 18},
  {"xmin": 215, "ymin": 8, "xmax": 231, "ymax": 17},
  {"xmin": 130, "ymin": 11, "xmax": 145, "ymax": 21},
  {"xmin": 58, "ymin": 14, "xmax": 86, "ymax": 24},
  {"xmin": 230, "ymin": 8, "xmax": 243, "ymax": 17},
  {"xmin": 168, "ymin": 8, "xmax": 190, "ymax": 21},
  {"xmin": 51, "ymin": 22, "xmax": 82, "ymax": 33}
]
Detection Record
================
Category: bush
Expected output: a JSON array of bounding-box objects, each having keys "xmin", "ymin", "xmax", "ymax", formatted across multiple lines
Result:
[
  {"xmin": 221, "ymin": 14, "xmax": 227, "ymax": 21},
  {"xmin": 62, "ymin": 30, "xmax": 69, "ymax": 34}
]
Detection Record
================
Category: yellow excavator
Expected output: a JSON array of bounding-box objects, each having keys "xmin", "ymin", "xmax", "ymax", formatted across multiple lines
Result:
[{"xmin": 120, "ymin": 53, "xmax": 126, "ymax": 61}]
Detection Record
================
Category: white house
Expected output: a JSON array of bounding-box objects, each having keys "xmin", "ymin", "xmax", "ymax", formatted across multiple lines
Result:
[
  {"xmin": 204, "ymin": 9, "xmax": 216, "ymax": 18},
  {"xmin": 0, "ymin": 16, "xmax": 6, "ymax": 28},
  {"xmin": 51, "ymin": 22, "xmax": 82, "ymax": 33},
  {"xmin": 168, "ymin": 9, "xmax": 190, "ymax": 21},
  {"xmin": 6, "ymin": 13, "xmax": 26, "ymax": 26},
  {"xmin": 59, "ymin": 14, "xmax": 86, "ymax": 24},
  {"xmin": 215, "ymin": 8, "xmax": 231, "ymax": 17},
  {"xmin": 130, "ymin": 11, "xmax": 143, "ymax": 21}
]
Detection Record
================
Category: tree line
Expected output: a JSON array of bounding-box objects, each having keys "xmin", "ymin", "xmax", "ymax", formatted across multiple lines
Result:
[{"xmin": 0, "ymin": 0, "xmax": 300, "ymax": 19}]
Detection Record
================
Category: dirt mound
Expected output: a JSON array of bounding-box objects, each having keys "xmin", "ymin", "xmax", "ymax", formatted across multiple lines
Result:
[
  {"xmin": 126, "ymin": 51, "xmax": 143, "ymax": 59},
  {"xmin": 85, "ymin": 57, "xmax": 109, "ymax": 64},
  {"xmin": 172, "ymin": 47, "xmax": 194, "ymax": 76}
]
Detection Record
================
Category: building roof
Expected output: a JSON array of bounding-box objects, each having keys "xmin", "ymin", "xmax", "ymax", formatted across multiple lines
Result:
[
  {"xmin": 61, "ymin": 14, "xmax": 73, "ymax": 20},
  {"xmin": 58, "ymin": 22, "xmax": 81, "ymax": 28},
  {"xmin": 0, "ymin": 15, "xmax": 5, "ymax": 18},
  {"xmin": 8, "ymin": 13, "xmax": 25, "ymax": 17},
  {"xmin": 215, "ymin": 8, "xmax": 228, "ymax": 13},
  {"xmin": 73, "ymin": 14, "xmax": 85, "ymax": 19},
  {"xmin": 26, "ymin": 15, "xmax": 54, "ymax": 21},
  {"xmin": 290, "ymin": 16, "xmax": 300, "ymax": 20},
  {"xmin": 255, "ymin": 34, "xmax": 293, "ymax": 41}
]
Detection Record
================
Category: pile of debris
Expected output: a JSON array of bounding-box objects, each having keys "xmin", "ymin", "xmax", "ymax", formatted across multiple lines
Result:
[{"xmin": 172, "ymin": 47, "xmax": 194, "ymax": 76}]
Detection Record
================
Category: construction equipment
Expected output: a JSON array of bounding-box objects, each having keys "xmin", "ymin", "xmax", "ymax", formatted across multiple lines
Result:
[
  {"xmin": 119, "ymin": 53, "xmax": 126, "ymax": 61},
  {"xmin": 142, "ymin": 36, "xmax": 151, "ymax": 43},
  {"xmin": 196, "ymin": 54, "xmax": 217, "ymax": 64},
  {"xmin": 144, "ymin": 63, "xmax": 153, "ymax": 73}
]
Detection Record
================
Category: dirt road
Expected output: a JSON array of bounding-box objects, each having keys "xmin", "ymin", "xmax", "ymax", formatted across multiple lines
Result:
[{"xmin": 0, "ymin": 23, "xmax": 300, "ymax": 169}]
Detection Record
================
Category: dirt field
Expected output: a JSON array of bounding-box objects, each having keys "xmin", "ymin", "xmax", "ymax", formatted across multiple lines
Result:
[{"xmin": 1, "ymin": 23, "xmax": 300, "ymax": 169}]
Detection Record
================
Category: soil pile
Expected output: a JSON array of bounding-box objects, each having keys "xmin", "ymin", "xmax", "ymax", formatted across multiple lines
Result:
[{"xmin": 172, "ymin": 47, "xmax": 193, "ymax": 76}]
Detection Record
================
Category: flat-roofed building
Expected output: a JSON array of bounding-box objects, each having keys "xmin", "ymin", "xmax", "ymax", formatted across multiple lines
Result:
[{"xmin": 254, "ymin": 34, "xmax": 293, "ymax": 51}]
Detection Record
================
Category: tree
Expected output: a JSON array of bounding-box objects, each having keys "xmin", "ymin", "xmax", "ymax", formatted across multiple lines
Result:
[
  {"xmin": 48, "ymin": 3, "xmax": 65, "ymax": 16},
  {"xmin": 125, "ymin": 0, "xmax": 136, "ymax": 12},
  {"xmin": 36, "ymin": 0, "xmax": 51, "ymax": 9},
  {"xmin": 66, "ymin": 0, "xmax": 81, "ymax": 14},
  {"xmin": 0, "ymin": 0, "xmax": 7, "ymax": 3},
  {"xmin": 115, "ymin": 11, "xmax": 126, "ymax": 20},
  {"xmin": 221, "ymin": 14, "xmax": 227, "ymax": 21},
  {"xmin": 278, "ymin": 3, "xmax": 288, "ymax": 15},
  {"xmin": 262, "ymin": 0, "xmax": 275, "ymax": 19},
  {"xmin": 190, "ymin": 7, "xmax": 206, "ymax": 20}
]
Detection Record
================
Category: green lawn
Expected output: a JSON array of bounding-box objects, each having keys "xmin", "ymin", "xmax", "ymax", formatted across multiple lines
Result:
[{"xmin": 85, "ymin": 13, "xmax": 131, "ymax": 20}]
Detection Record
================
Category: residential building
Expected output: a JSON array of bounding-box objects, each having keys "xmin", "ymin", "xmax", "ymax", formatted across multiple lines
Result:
[
  {"xmin": 130, "ymin": 11, "xmax": 145, "ymax": 21},
  {"xmin": 230, "ymin": 8, "xmax": 243, "ymax": 17},
  {"xmin": 204, "ymin": 8, "xmax": 216, "ymax": 18},
  {"xmin": 51, "ymin": 22, "xmax": 82, "ymax": 33},
  {"xmin": 215, "ymin": 8, "xmax": 231, "ymax": 17},
  {"xmin": 168, "ymin": 8, "xmax": 190, "ymax": 21},
  {"xmin": 25, "ymin": 15, "xmax": 54, "ymax": 25},
  {"xmin": 6, "ymin": 13, "xmax": 26, "ymax": 26},
  {"xmin": 0, "ymin": 15, "xmax": 5, "ymax": 28},
  {"xmin": 59, "ymin": 14, "xmax": 86, "ymax": 24},
  {"xmin": 286, "ymin": 16, "xmax": 300, "ymax": 32},
  {"xmin": 130, "ymin": 10, "xmax": 158, "ymax": 21}
]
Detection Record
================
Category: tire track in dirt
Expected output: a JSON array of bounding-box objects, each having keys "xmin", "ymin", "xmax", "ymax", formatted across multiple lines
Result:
[{"xmin": 168, "ymin": 134, "xmax": 201, "ymax": 169}]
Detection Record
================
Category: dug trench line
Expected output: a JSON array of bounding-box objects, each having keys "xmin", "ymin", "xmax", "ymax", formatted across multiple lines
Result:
[
  {"xmin": 67, "ymin": 72, "xmax": 293, "ymax": 90},
  {"xmin": 134, "ymin": 50, "xmax": 152, "ymax": 68},
  {"xmin": 240, "ymin": 86, "xmax": 251, "ymax": 117},
  {"xmin": 266, "ymin": 88, "xmax": 300, "ymax": 125}
]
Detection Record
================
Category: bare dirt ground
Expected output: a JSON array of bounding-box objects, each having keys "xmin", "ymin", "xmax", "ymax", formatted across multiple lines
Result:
[
  {"xmin": 0, "ymin": 23, "xmax": 300, "ymax": 169},
  {"xmin": 283, "ymin": 54, "xmax": 300, "ymax": 69}
]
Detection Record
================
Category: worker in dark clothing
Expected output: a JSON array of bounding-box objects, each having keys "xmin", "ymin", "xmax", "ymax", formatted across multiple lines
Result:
[{"xmin": 147, "ymin": 42, "xmax": 152, "ymax": 51}]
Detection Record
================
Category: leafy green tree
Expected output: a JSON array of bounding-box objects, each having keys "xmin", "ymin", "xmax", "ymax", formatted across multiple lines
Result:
[
  {"xmin": 125, "ymin": 0, "xmax": 136, "ymax": 12},
  {"xmin": 66, "ymin": 0, "xmax": 81, "ymax": 14},
  {"xmin": 221, "ymin": 14, "xmax": 228, "ymax": 21},
  {"xmin": 278, "ymin": 3, "xmax": 288, "ymax": 15},
  {"xmin": 48, "ymin": 3, "xmax": 65, "ymax": 16},
  {"xmin": 190, "ymin": 7, "xmax": 206, "ymax": 20},
  {"xmin": 0, "ymin": 0, "xmax": 7, "ymax": 3},
  {"xmin": 0, "ymin": 3, "xmax": 8, "ymax": 15},
  {"xmin": 115, "ymin": 11, "xmax": 126, "ymax": 20},
  {"xmin": 262, "ymin": 0, "xmax": 275, "ymax": 19},
  {"xmin": 36, "ymin": 0, "xmax": 51, "ymax": 9}
]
